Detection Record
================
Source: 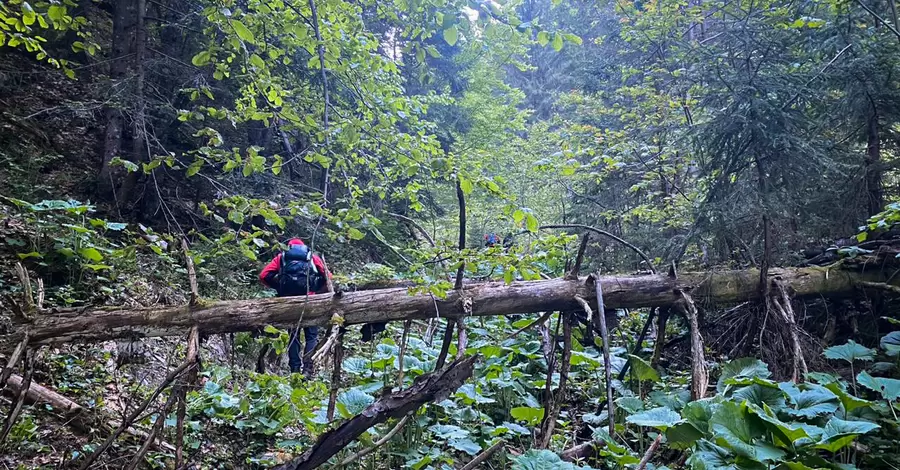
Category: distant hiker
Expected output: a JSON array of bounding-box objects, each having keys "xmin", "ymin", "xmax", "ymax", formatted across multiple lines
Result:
[
  {"xmin": 259, "ymin": 238, "xmax": 331, "ymax": 376},
  {"xmin": 502, "ymin": 233, "xmax": 514, "ymax": 250},
  {"xmin": 484, "ymin": 233, "xmax": 501, "ymax": 247}
]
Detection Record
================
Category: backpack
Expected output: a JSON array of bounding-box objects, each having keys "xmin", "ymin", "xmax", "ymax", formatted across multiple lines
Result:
[{"xmin": 278, "ymin": 244, "xmax": 325, "ymax": 296}]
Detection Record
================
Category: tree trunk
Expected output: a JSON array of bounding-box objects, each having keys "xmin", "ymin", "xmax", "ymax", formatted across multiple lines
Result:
[
  {"xmin": 97, "ymin": 0, "xmax": 137, "ymax": 197},
  {"xmin": 866, "ymin": 104, "xmax": 883, "ymax": 216},
  {"xmin": 2, "ymin": 267, "xmax": 894, "ymax": 348}
]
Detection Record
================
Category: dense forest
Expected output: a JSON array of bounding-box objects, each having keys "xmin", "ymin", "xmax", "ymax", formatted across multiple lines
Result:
[{"xmin": 2, "ymin": 0, "xmax": 900, "ymax": 468}]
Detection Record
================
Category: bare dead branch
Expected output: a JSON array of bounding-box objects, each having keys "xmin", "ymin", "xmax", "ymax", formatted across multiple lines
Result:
[
  {"xmin": 540, "ymin": 225, "xmax": 656, "ymax": 274},
  {"xmin": 175, "ymin": 326, "xmax": 201, "ymax": 468},
  {"xmin": 274, "ymin": 356, "xmax": 477, "ymax": 470},
  {"xmin": 0, "ymin": 348, "xmax": 35, "ymax": 443},
  {"xmin": 338, "ymin": 414, "xmax": 411, "ymax": 466},
  {"xmin": 326, "ymin": 327, "xmax": 345, "ymax": 422},
  {"xmin": 593, "ymin": 276, "xmax": 615, "ymax": 436},
  {"xmin": 674, "ymin": 290, "xmax": 708, "ymax": 400},
  {"xmin": 567, "ymin": 234, "xmax": 591, "ymax": 280},
  {"xmin": 636, "ymin": 434, "xmax": 664, "ymax": 470},
  {"xmin": 460, "ymin": 440, "xmax": 505, "ymax": 470}
]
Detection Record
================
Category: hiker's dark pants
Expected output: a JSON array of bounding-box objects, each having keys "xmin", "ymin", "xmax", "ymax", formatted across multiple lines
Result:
[{"xmin": 288, "ymin": 326, "xmax": 319, "ymax": 372}]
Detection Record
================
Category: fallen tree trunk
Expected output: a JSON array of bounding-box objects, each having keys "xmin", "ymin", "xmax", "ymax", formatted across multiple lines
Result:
[
  {"xmin": 274, "ymin": 356, "xmax": 477, "ymax": 470},
  {"xmin": 3, "ymin": 375, "xmax": 175, "ymax": 451},
  {"xmin": 3, "ymin": 267, "xmax": 892, "ymax": 347}
]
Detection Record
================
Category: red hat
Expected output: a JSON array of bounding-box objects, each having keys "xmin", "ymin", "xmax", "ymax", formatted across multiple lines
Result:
[{"xmin": 287, "ymin": 238, "xmax": 305, "ymax": 246}]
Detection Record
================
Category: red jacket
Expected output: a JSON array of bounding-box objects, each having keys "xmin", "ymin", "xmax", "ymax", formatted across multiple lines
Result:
[{"xmin": 259, "ymin": 238, "xmax": 331, "ymax": 294}]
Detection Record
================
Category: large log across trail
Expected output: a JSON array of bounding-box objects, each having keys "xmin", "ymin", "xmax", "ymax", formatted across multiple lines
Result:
[{"xmin": 3, "ymin": 266, "xmax": 892, "ymax": 347}]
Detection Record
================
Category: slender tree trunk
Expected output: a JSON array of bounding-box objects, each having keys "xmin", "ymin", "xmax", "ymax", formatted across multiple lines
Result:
[
  {"xmin": 866, "ymin": 104, "xmax": 883, "ymax": 216},
  {"xmin": 117, "ymin": 0, "xmax": 147, "ymax": 206},
  {"xmin": 97, "ymin": 0, "xmax": 137, "ymax": 199}
]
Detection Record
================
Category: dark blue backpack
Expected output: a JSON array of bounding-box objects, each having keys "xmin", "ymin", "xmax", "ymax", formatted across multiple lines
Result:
[{"xmin": 278, "ymin": 244, "xmax": 325, "ymax": 296}]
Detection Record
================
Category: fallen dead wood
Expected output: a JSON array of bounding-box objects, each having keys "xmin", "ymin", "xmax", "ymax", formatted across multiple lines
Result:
[
  {"xmin": 274, "ymin": 356, "xmax": 477, "ymax": 470},
  {"xmin": 3, "ymin": 375, "xmax": 175, "ymax": 451},
  {"xmin": 3, "ymin": 267, "xmax": 895, "ymax": 348}
]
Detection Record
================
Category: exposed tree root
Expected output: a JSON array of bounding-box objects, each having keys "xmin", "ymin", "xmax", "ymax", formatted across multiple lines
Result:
[{"xmin": 460, "ymin": 440, "xmax": 505, "ymax": 470}]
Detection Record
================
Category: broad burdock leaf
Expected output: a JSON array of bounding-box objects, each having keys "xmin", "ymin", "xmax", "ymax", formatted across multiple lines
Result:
[
  {"xmin": 510, "ymin": 406, "xmax": 545, "ymax": 425},
  {"xmin": 429, "ymin": 424, "xmax": 469, "ymax": 439},
  {"xmin": 783, "ymin": 384, "xmax": 839, "ymax": 418},
  {"xmin": 449, "ymin": 437, "xmax": 481, "ymax": 456},
  {"xmin": 814, "ymin": 416, "xmax": 880, "ymax": 452},
  {"xmin": 336, "ymin": 388, "xmax": 374, "ymax": 418},
  {"xmin": 717, "ymin": 358, "xmax": 771, "ymax": 393},
  {"xmin": 880, "ymin": 331, "xmax": 900, "ymax": 356},
  {"xmin": 616, "ymin": 396, "xmax": 645, "ymax": 414},
  {"xmin": 823, "ymin": 340, "xmax": 875, "ymax": 363},
  {"xmin": 857, "ymin": 371, "xmax": 900, "ymax": 401},
  {"xmin": 628, "ymin": 354, "xmax": 661, "ymax": 382},
  {"xmin": 626, "ymin": 407, "xmax": 684, "ymax": 430},
  {"xmin": 512, "ymin": 449, "xmax": 575, "ymax": 470}
]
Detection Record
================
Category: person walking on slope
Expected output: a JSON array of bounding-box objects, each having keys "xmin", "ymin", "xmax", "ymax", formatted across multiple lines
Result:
[{"xmin": 259, "ymin": 238, "xmax": 332, "ymax": 376}]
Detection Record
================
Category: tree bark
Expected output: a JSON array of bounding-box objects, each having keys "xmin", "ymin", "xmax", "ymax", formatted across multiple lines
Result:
[
  {"xmin": 273, "ymin": 356, "xmax": 477, "ymax": 470},
  {"xmin": 866, "ymin": 104, "xmax": 883, "ymax": 216},
  {"xmin": 3, "ymin": 267, "xmax": 894, "ymax": 348},
  {"xmin": 97, "ymin": 0, "xmax": 137, "ymax": 197}
]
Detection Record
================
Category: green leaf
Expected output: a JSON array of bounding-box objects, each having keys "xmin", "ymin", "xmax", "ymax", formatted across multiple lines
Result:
[
  {"xmin": 551, "ymin": 32, "xmax": 564, "ymax": 52},
  {"xmin": 336, "ymin": 388, "xmax": 375, "ymax": 418},
  {"xmin": 784, "ymin": 384, "xmax": 839, "ymax": 419},
  {"xmin": 512, "ymin": 449, "xmax": 575, "ymax": 470},
  {"xmin": 449, "ymin": 437, "xmax": 481, "ymax": 456},
  {"xmin": 746, "ymin": 403, "xmax": 809, "ymax": 447},
  {"xmin": 616, "ymin": 396, "xmax": 644, "ymax": 414},
  {"xmin": 562, "ymin": 33, "xmax": 583, "ymax": 45},
  {"xmin": 78, "ymin": 247, "xmax": 104, "ymax": 262},
  {"xmin": 21, "ymin": 2, "xmax": 36, "ymax": 26},
  {"xmin": 628, "ymin": 354, "xmax": 660, "ymax": 382},
  {"xmin": 682, "ymin": 399, "xmax": 717, "ymax": 432},
  {"xmin": 443, "ymin": 25, "xmax": 459, "ymax": 46},
  {"xmin": 525, "ymin": 213, "xmax": 539, "ymax": 233},
  {"xmin": 230, "ymin": 19, "xmax": 255, "ymax": 43},
  {"xmin": 185, "ymin": 159, "xmax": 203, "ymax": 177},
  {"xmin": 718, "ymin": 358, "xmax": 771, "ymax": 393},
  {"xmin": 459, "ymin": 176, "xmax": 474, "ymax": 195},
  {"xmin": 732, "ymin": 384, "xmax": 786, "ymax": 411},
  {"xmin": 191, "ymin": 50, "xmax": 212, "ymax": 66},
  {"xmin": 857, "ymin": 370, "xmax": 900, "ymax": 401},
  {"xmin": 823, "ymin": 382, "xmax": 871, "ymax": 413},
  {"xmin": 48, "ymin": 5, "xmax": 65, "ymax": 22},
  {"xmin": 667, "ymin": 423, "xmax": 705, "ymax": 450},
  {"xmin": 685, "ymin": 439, "xmax": 739, "ymax": 470},
  {"xmin": 17, "ymin": 251, "xmax": 42, "ymax": 259},
  {"xmin": 814, "ymin": 417, "xmax": 880, "ymax": 452},
  {"xmin": 249, "ymin": 53, "xmax": 265, "ymax": 69},
  {"xmin": 513, "ymin": 209, "xmax": 525, "ymax": 224},
  {"xmin": 347, "ymin": 228, "xmax": 365, "ymax": 240},
  {"xmin": 823, "ymin": 340, "xmax": 875, "ymax": 363},
  {"xmin": 537, "ymin": 31, "xmax": 550, "ymax": 47},
  {"xmin": 626, "ymin": 406, "xmax": 683, "ymax": 430},
  {"xmin": 880, "ymin": 331, "xmax": 900, "ymax": 356},
  {"xmin": 429, "ymin": 424, "xmax": 469, "ymax": 439},
  {"xmin": 510, "ymin": 406, "xmax": 545, "ymax": 426},
  {"xmin": 83, "ymin": 264, "xmax": 112, "ymax": 271}
]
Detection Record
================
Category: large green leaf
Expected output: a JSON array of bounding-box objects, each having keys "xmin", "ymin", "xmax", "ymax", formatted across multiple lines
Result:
[
  {"xmin": 857, "ymin": 371, "xmax": 900, "ymax": 401},
  {"xmin": 626, "ymin": 406, "xmax": 684, "ymax": 430},
  {"xmin": 686, "ymin": 439, "xmax": 741, "ymax": 470},
  {"xmin": 718, "ymin": 358, "xmax": 771, "ymax": 393},
  {"xmin": 746, "ymin": 403, "xmax": 809, "ymax": 447},
  {"xmin": 822, "ymin": 382, "xmax": 871, "ymax": 413},
  {"xmin": 880, "ymin": 331, "xmax": 900, "ymax": 356},
  {"xmin": 682, "ymin": 398, "xmax": 717, "ymax": 432},
  {"xmin": 732, "ymin": 384, "xmax": 787, "ymax": 411},
  {"xmin": 449, "ymin": 437, "xmax": 482, "ymax": 455},
  {"xmin": 616, "ymin": 396, "xmax": 645, "ymax": 414},
  {"xmin": 710, "ymin": 401, "xmax": 783, "ymax": 462},
  {"xmin": 512, "ymin": 449, "xmax": 575, "ymax": 470},
  {"xmin": 510, "ymin": 406, "xmax": 545, "ymax": 425},
  {"xmin": 783, "ymin": 384, "xmax": 839, "ymax": 419},
  {"xmin": 823, "ymin": 340, "xmax": 875, "ymax": 363},
  {"xmin": 336, "ymin": 388, "xmax": 374, "ymax": 418},
  {"xmin": 628, "ymin": 354, "xmax": 661, "ymax": 382},
  {"xmin": 813, "ymin": 417, "xmax": 880, "ymax": 452},
  {"xmin": 667, "ymin": 422, "xmax": 705, "ymax": 450}
]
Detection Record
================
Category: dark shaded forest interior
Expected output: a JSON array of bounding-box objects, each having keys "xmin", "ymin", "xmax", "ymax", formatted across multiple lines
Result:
[{"xmin": 2, "ymin": 0, "xmax": 900, "ymax": 469}]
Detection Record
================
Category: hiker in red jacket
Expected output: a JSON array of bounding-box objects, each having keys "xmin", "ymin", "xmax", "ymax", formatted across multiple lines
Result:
[{"xmin": 259, "ymin": 238, "xmax": 331, "ymax": 375}]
